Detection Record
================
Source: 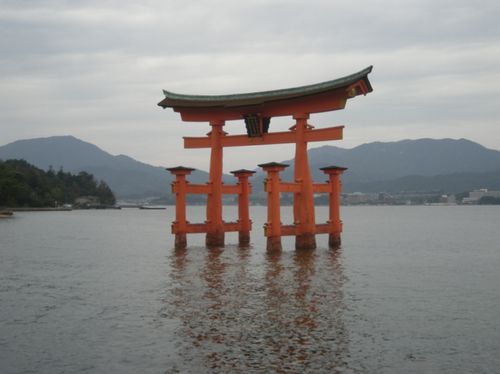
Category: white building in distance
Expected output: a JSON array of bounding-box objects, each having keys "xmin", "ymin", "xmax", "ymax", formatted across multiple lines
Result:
[{"xmin": 462, "ymin": 189, "xmax": 500, "ymax": 204}]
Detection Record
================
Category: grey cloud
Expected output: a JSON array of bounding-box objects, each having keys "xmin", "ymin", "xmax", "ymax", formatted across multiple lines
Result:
[{"xmin": 1, "ymin": 0, "xmax": 499, "ymax": 171}]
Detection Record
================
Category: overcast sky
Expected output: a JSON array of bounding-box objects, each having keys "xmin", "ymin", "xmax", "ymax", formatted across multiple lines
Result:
[{"xmin": 1, "ymin": 0, "xmax": 499, "ymax": 172}]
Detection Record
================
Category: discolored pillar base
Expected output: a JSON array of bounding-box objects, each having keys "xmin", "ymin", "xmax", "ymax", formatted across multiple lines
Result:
[
  {"xmin": 295, "ymin": 233, "xmax": 317, "ymax": 250},
  {"xmin": 266, "ymin": 236, "xmax": 282, "ymax": 251},
  {"xmin": 238, "ymin": 232, "xmax": 250, "ymax": 246},
  {"xmin": 175, "ymin": 233, "xmax": 187, "ymax": 249},
  {"xmin": 328, "ymin": 233, "xmax": 341, "ymax": 249},
  {"xmin": 206, "ymin": 231, "xmax": 225, "ymax": 247}
]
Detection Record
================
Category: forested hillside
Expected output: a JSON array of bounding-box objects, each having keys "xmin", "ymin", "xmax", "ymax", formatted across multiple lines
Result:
[
  {"xmin": 0, "ymin": 159, "xmax": 115, "ymax": 207},
  {"xmin": 0, "ymin": 135, "xmax": 215, "ymax": 199}
]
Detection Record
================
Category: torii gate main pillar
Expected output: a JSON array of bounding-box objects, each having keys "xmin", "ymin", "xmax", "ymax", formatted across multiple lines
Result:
[
  {"xmin": 293, "ymin": 114, "xmax": 316, "ymax": 249},
  {"xmin": 206, "ymin": 120, "xmax": 225, "ymax": 247}
]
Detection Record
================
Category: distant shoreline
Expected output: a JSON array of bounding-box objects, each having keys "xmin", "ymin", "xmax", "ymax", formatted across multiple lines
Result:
[
  {"xmin": 8, "ymin": 207, "xmax": 73, "ymax": 212},
  {"xmin": 5, "ymin": 206, "xmax": 124, "ymax": 211}
]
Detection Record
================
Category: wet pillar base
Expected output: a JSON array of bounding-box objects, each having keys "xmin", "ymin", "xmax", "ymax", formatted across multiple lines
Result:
[
  {"xmin": 175, "ymin": 233, "xmax": 187, "ymax": 249},
  {"xmin": 206, "ymin": 231, "xmax": 225, "ymax": 247},
  {"xmin": 329, "ymin": 233, "xmax": 341, "ymax": 249},
  {"xmin": 238, "ymin": 231, "xmax": 250, "ymax": 246},
  {"xmin": 295, "ymin": 233, "xmax": 317, "ymax": 250},
  {"xmin": 266, "ymin": 236, "xmax": 282, "ymax": 251}
]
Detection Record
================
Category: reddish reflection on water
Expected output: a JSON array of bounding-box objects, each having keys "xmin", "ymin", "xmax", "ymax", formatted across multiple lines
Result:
[{"xmin": 164, "ymin": 245, "xmax": 353, "ymax": 373}]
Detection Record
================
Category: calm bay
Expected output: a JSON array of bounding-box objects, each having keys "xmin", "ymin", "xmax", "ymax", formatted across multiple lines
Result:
[{"xmin": 1, "ymin": 206, "xmax": 499, "ymax": 373}]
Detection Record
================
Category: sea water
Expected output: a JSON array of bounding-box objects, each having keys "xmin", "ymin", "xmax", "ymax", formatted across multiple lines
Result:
[{"xmin": 1, "ymin": 206, "xmax": 499, "ymax": 373}]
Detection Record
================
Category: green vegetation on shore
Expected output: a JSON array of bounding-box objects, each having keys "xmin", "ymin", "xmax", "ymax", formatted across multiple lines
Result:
[{"xmin": 0, "ymin": 159, "xmax": 115, "ymax": 207}]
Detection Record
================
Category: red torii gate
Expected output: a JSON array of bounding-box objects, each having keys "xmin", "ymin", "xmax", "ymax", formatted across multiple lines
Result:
[{"xmin": 159, "ymin": 66, "xmax": 373, "ymax": 250}]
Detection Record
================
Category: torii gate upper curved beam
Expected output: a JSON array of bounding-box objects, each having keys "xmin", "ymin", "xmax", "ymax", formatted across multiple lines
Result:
[{"xmin": 158, "ymin": 66, "xmax": 373, "ymax": 122}]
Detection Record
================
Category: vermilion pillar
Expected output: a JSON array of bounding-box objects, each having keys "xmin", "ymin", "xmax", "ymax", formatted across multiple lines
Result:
[
  {"xmin": 230, "ymin": 169, "xmax": 255, "ymax": 245},
  {"xmin": 167, "ymin": 166, "xmax": 195, "ymax": 249},
  {"xmin": 206, "ymin": 120, "xmax": 225, "ymax": 247},
  {"xmin": 259, "ymin": 162, "xmax": 288, "ymax": 251},
  {"xmin": 293, "ymin": 114, "xmax": 316, "ymax": 250},
  {"xmin": 320, "ymin": 166, "xmax": 347, "ymax": 248}
]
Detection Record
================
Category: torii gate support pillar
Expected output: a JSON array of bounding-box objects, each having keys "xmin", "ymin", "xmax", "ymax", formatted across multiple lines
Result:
[
  {"xmin": 260, "ymin": 162, "xmax": 288, "ymax": 251},
  {"xmin": 320, "ymin": 166, "xmax": 347, "ymax": 248},
  {"xmin": 231, "ymin": 169, "xmax": 255, "ymax": 246},
  {"xmin": 167, "ymin": 166, "xmax": 195, "ymax": 249}
]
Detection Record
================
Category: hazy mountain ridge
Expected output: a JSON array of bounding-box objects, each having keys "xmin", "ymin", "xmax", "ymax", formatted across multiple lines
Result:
[
  {"xmin": 1, "ymin": 136, "xmax": 500, "ymax": 198},
  {"xmin": 346, "ymin": 170, "xmax": 500, "ymax": 194},
  {"xmin": 248, "ymin": 138, "xmax": 500, "ymax": 193},
  {"xmin": 0, "ymin": 136, "xmax": 211, "ymax": 199},
  {"xmin": 285, "ymin": 138, "xmax": 500, "ymax": 183}
]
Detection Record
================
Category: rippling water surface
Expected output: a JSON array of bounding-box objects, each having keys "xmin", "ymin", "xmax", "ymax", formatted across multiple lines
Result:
[{"xmin": 1, "ymin": 206, "xmax": 499, "ymax": 373}]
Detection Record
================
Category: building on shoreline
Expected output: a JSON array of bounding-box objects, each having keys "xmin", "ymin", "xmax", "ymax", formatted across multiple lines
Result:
[
  {"xmin": 462, "ymin": 189, "xmax": 500, "ymax": 204},
  {"xmin": 341, "ymin": 191, "xmax": 456, "ymax": 205}
]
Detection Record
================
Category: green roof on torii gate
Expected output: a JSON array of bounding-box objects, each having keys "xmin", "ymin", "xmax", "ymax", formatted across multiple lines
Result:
[{"xmin": 158, "ymin": 66, "xmax": 373, "ymax": 122}]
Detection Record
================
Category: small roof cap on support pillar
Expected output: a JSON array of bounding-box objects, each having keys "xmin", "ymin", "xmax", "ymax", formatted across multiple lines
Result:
[
  {"xmin": 319, "ymin": 165, "xmax": 348, "ymax": 171},
  {"xmin": 258, "ymin": 162, "xmax": 289, "ymax": 169},
  {"xmin": 166, "ymin": 166, "xmax": 196, "ymax": 175},
  {"xmin": 230, "ymin": 169, "xmax": 257, "ymax": 176},
  {"xmin": 320, "ymin": 165, "xmax": 348, "ymax": 175}
]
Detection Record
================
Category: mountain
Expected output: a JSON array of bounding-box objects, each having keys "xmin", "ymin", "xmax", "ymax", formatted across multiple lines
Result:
[
  {"xmin": 347, "ymin": 170, "xmax": 500, "ymax": 194},
  {"xmin": 2, "ymin": 136, "xmax": 500, "ymax": 199},
  {"xmin": 249, "ymin": 138, "xmax": 500, "ymax": 194},
  {"xmin": 279, "ymin": 138, "xmax": 500, "ymax": 182},
  {"xmin": 0, "ymin": 136, "xmax": 212, "ymax": 199}
]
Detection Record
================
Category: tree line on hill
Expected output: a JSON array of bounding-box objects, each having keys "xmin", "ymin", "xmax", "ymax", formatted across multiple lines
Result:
[{"xmin": 0, "ymin": 159, "xmax": 115, "ymax": 207}]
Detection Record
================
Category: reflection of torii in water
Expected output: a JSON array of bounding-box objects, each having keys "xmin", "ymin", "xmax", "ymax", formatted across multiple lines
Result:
[
  {"xmin": 263, "ymin": 248, "xmax": 351, "ymax": 371},
  {"xmin": 159, "ymin": 66, "xmax": 373, "ymax": 250},
  {"xmin": 164, "ymin": 245, "xmax": 352, "ymax": 372}
]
